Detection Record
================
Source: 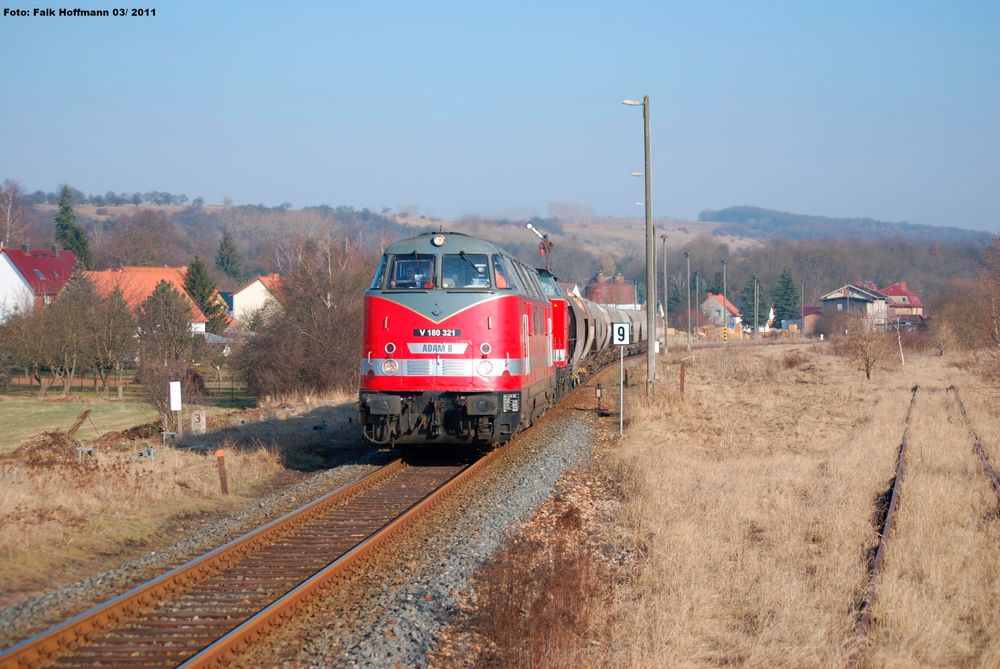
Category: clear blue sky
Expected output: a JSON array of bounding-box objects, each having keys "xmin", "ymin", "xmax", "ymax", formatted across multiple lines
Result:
[{"xmin": 2, "ymin": 1, "xmax": 998, "ymax": 231}]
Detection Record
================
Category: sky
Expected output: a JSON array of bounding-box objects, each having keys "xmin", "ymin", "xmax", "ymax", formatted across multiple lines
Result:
[{"xmin": 1, "ymin": 1, "xmax": 998, "ymax": 232}]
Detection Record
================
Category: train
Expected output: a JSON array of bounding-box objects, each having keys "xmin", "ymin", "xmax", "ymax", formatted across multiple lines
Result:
[{"xmin": 358, "ymin": 231, "xmax": 649, "ymax": 446}]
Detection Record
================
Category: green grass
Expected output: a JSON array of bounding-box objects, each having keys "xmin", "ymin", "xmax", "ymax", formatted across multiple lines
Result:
[{"xmin": 0, "ymin": 397, "xmax": 157, "ymax": 455}]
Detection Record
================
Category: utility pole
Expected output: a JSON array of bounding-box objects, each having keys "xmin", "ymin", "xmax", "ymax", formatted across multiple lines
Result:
[
  {"xmin": 721, "ymin": 259, "xmax": 728, "ymax": 349},
  {"xmin": 661, "ymin": 233, "xmax": 668, "ymax": 353},
  {"xmin": 685, "ymin": 251, "xmax": 691, "ymax": 352},
  {"xmin": 753, "ymin": 275, "xmax": 759, "ymax": 342}
]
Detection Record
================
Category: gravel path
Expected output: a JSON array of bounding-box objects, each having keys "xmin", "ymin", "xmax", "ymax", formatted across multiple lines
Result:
[
  {"xmin": 0, "ymin": 446, "xmax": 393, "ymax": 650},
  {"xmin": 241, "ymin": 405, "xmax": 598, "ymax": 668}
]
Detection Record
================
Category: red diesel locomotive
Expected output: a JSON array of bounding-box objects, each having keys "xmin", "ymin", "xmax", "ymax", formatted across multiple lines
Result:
[{"xmin": 359, "ymin": 231, "xmax": 647, "ymax": 446}]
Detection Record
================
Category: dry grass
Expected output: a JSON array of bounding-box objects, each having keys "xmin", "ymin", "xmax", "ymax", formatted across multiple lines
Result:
[
  {"xmin": 439, "ymin": 343, "xmax": 1000, "ymax": 668},
  {"xmin": 0, "ymin": 441, "xmax": 283, "ymax": 607}
]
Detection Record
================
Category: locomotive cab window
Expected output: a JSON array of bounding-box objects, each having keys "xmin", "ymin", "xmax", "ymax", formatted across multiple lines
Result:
[
  {"xmin": 387, "ymin": 254, "xmax": 437, "ymax": 289},
  {"xmin": 492, "ymin": 255, "xmax": 513, "ymax": 290},
  {"xmin": 441, "ymin": 253, "xmax": 490, "ymax": 289},
  {"xmin": 368, "ymin": 255, "xmax": 388, "ymax": 290}
]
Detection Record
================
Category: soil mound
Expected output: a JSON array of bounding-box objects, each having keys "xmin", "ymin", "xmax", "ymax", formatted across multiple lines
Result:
[{"xmin": 5, "ymin": 431, "xmax": 84, "ymax": 466}]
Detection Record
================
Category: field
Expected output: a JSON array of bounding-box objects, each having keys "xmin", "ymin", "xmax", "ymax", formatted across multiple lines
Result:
[
  {"xmin": 0, "ymin": 396, "xmax": 156, "ymax": 455},
  {"xmin": 441, "ymin": 342, "xmax": 1000, "ymax": 667}
]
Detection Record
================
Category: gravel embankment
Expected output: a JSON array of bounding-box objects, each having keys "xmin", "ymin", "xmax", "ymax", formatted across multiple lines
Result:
[
  {"xmin": 242, "ymin": 407, "xmax": 597, "ymax": 668},
  {"xmin": 0, "ymin": 446, "xmax": 393, "ymax": 650}
]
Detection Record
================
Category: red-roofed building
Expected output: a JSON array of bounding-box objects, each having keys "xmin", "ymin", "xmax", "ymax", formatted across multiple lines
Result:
[
  {"xmin": 83, "ymin": 266, "xmax": 209, "ymax": 332},
  {"xmin": 700, "ymin": 292, "xmax": 741, "ymax": 329},
  {"xmin": 878, "ymin": 281, "xmax": 925, "ymax": 323},
  {"xmin": 0, "ymin": 244, "xmax": 78, "ymax": 322},
  {"xmin": 584, "ymin": 271, "xmax": 639, "ymax": 308}
]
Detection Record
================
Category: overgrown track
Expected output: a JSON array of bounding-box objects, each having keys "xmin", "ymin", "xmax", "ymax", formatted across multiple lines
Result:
[
  {"xmin": 0, "ymin": 451, "xmax": 503, "ymax": 669},
  {"xmin": 948, "ymin": 385, "xmax": 1000, "ymax": 513},
  {"xmin": 848, "ymin": 384, "xmax": 918, "ymax": 669}
]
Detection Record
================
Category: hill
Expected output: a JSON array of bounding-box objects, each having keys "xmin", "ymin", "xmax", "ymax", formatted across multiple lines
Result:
[{"xmin": 699, "ymin": 206, "xmax": 993, "ymax": 245}]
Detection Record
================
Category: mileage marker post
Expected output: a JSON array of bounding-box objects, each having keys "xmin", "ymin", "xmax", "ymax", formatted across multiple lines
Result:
[{"xmin": 612, "ymin": 322, "xmax": 631, "ymax": 436}]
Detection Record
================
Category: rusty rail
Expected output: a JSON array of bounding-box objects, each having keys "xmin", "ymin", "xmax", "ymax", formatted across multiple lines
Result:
[
  {"xmin": 848, "ymin": 384, "xmax": 918, "ymax": 669},
  {"xmin": 948, "ymin": 385, "xmax": 1000, "ymax": 511},
  {"xmin": 0, "ymin": 448, "xmax": 506, "ymax": 668}
]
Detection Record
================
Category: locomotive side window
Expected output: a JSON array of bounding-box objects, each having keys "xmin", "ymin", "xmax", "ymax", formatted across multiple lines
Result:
[
  {"xmin": 501, "ymin": 256, "xmax": 528, "ymax": 294},
  {"xmin": 492, "ymin": 255, "xmax": 513, "ymax": 290},
  {"xmin": 388, "ymin": 254, "xmax": 437, "ymax": 289},
  {"xmin": 368, "ymin": 255, "xmax": 388, "ymax": 290},
  {"xmin": 442, "ymin": 253, "xmax": 490, "ymax": 289}
]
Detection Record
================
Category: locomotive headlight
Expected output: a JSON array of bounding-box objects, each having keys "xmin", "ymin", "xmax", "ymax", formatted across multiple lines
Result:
[
  {"xmin": 480, "ymin": 342, "xmax": 492, "ymax": 355},
  {"xmin": 382, "ymin": 359, "xmax": 399, "ymax": 375},
  {"xmin": 476, "ymin": 360, "xmax": 493, "ymax": 376},
  {"xmin": 431, "ymin": 234, "xmax": 446, "ymax": 247},
  {"xmin": 384, "ymin": 342, "xmax": 396, "ymax": 354}
]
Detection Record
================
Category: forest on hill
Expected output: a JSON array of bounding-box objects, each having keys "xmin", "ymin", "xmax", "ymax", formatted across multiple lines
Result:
[
  {"xmin": 699, "ymin": 206, "xmax": 994, "ymax": 245},
  {"xmin": 3, "ymin": 183, "xmax": 993, "ymax": 317}
]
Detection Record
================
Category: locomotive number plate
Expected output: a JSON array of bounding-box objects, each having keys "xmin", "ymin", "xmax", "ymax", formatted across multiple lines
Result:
[
  {"xmin": 412, "ymin": 328, "xmax": 462, "ymax": 337},
  {"xmin": 407, "ymin": 342, "xmax": 469, "ymax": 354}
]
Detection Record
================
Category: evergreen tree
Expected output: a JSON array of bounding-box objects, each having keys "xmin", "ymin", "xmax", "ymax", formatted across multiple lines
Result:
[
  {"xmin": 215, "ymin": 228, "xmax": 246, "ymax": 281},
  {"xmin": 739, "ymin": 276, "xmax": 770, "ymax": 331},
  {"xmin": 772, "ymin": 268, "xmax": 800, "ymax": 322},
  {"xmin": 54, "ymin": 184, "xmax": 93, "ymax": 268},
  {"xmin": 183, "ymin": 257, "xmax": 228, "ymax": 334}
]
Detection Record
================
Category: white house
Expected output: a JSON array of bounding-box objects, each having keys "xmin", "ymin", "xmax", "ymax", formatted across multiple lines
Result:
[
  {"xmin": 232, "ymin": 274, "xmax": 281, "ymax": 324},
  {"xmin": 0, "ymin": 244, "xmax": 78, "ymax": 323}
]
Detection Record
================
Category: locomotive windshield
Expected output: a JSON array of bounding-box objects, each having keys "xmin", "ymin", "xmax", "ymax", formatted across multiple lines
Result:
[
  {"xmin": 368, "ymin": 255, "xmax": 388, "ymax": 290},
  {"xmin": 387, "ymin": 254, "xmax": 437, "ymax": 289},
  {"xmin": 442, "ymin": 253, "xmax": 490, "ymax": 288}
]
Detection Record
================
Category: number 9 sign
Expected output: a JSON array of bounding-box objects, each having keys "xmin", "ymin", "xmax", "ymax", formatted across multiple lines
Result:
[{"xmin": 612, "ymin": 322, "xmax": 630, "ymax": 346}]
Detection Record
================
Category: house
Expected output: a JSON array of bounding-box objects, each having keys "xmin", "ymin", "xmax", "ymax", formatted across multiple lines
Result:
[
  {"xmin": 878, "ymin": 281, "xmax": 925, "ymax": 326},
  {"xmin": 583, "ymin": 271, "xmax": 641, "ymax": 310},
  {"xmin": 83, "ymin": 266, "xmax": 208, "ymax": 332},
  {"xmin": 0, "ymin": 244, "xmax": 77, "ymax": 323},
  {"xmin": 232, "ymin": 274, "xmax": 282, "ymax": 324},
  {"xmin": 700, "ymin": 293, "xmax": 741, "ymax": 329},
  {"xmin": 780, "ymin": 306, "xmax": 822, "ymax": 335},
  {"xmin": 819, "ymin": 284, "xmax": 890, "ymax": 329}
]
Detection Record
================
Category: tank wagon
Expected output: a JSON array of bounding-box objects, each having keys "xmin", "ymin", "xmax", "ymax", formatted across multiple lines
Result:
[{"xmin": 359, "ymin": 231, "xmax": 647, "ymax": 446}]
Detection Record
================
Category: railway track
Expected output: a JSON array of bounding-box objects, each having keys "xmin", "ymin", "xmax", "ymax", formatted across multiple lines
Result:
[
  {"xmin": 0, "ymin": 450, "xmax": 503, "ymax": 669},
  {"xmin": 849, "ymin": 384, "xmax": 999, "ymax": 667},
  {"xmin": 948, "ymin": 385, "xmax": 1000, "ymax": 512}
]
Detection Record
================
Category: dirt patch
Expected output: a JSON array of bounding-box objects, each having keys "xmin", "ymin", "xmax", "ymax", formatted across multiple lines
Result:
[{"xmin": 3, "ymin": 432, "xmax": 84, "ymax": 466}]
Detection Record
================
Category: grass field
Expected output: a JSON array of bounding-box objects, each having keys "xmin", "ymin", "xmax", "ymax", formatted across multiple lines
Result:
[{"xmin": 0, "ymin": 396, "xmax": 157, "ymax": 455}]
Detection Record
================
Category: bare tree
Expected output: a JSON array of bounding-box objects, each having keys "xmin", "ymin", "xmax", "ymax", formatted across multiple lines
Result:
[
  {"xmin": 0, "ymin": 179, "xmax": 28, "ymax": 247},
  {"xmin": 92, "ymin": 288, "xmax": 137, "ymax": 391},
  {"xmin": 845, "ymin": 311, "xmax": 891, "ymax": 380}
]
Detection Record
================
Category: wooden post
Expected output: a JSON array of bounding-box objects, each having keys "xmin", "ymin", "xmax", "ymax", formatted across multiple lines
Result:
[
  {"xmin": 216, "ymin": 449, "xmax": 229, "ymax": 495},
  {"xmin": 679, "ymin": 361, "xmax": 686, "ymax": 398}
]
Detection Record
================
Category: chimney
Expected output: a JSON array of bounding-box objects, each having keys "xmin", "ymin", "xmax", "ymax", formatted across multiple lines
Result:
[
  {"xmin": 21, "ymin": 243, "xmax": 29, "ymax": 254},
  {"xmin": 899, "ymin": 281, "xmax": 907, "ymax": 290},
  {"xmin": 51, "ymin": 244, "xmax": 59, "ymax": 255}
]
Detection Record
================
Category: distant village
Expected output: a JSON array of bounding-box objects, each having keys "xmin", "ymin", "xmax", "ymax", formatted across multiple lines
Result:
[{"xmin": 1, "ymin": 243, "xmax": 923, "ymax": 344}]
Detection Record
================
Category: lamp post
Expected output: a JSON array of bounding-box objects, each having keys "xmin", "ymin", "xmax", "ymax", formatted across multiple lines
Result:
[
  {"xmin": 721, "ymin": 259, "xmax": 728, "ymax": 349},
  {"xmin": 661, "ymin": 233, "xmax": 668, "ymax": 353},
  {"xmin": 684, "ymin": 251, "xmax": 691, "ymax": 352},
  {"xmin": 623, "ymin": 96, "xmax": 656, "ymax": 392}
]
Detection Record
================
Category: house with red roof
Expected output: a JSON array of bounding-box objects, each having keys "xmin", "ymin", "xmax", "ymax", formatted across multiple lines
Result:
[
  {"xmin": 0, "ymin": 244, "xmax": 78, "ymax": 323},
  {"xmin": 700, "ymin": 292, "xmax": 741, "ymax": 329},
  {"xmin": 231, "ymin": 273, "xmax": 282, "ymax": 325},
  {"xmin": 878, "ymin": 281, "xmax": 925, "ymax": 325},
  {"xmin": 82, "ymin": 266, "xmax": 209, "ymax": 332}
]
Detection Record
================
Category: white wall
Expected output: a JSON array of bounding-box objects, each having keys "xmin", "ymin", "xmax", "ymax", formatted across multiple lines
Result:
[
  {"xmin": 232, "ymin": 280, "xmax": 277, "ymax": 323},
  {"xmin": 0, "ymin": 254, "xmax": 34, "ymax": 323}
]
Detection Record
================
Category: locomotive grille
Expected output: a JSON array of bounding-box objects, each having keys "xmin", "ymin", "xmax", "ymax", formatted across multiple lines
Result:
[
  {"xmin": 405, "ymin": 359, "xmax": 433, "ymax": 376},
  {"xmin": 440, "ymin": 360, "xmax": 470, "ymax": 376}
]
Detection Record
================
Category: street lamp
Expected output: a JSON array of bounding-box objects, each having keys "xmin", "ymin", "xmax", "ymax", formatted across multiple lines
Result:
[
  {"xmin": 623, "ymin": 96, "xmax": 656, "ymax": 392},
  {"xmin": 684, "ymin": 251, "xmax": 691, "ymax": 352},
  {"xmin": 660, "ymin": 233, "xmax": 668, "ymax": 353}
]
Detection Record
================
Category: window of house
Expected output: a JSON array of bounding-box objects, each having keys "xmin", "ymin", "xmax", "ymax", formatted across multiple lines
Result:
[{"xmin": 33, "ymin": 269, "xmax": 47, "ymax": 280}]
